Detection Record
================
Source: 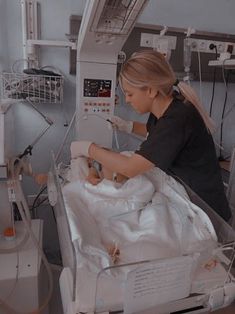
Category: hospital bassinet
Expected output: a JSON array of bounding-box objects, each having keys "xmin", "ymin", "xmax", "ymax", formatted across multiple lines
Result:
[{"xmin": 50, "ymin": 154, "xmax": 235, "ymax": 314}]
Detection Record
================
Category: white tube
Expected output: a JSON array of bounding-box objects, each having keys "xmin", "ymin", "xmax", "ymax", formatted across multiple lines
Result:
[
  {"xmin": 0, "ymin": 157, "xmax": 53, "ymax": 313},
  {"xmin": 0, "ymin": 157, "xmax": 30, "ymax": 254},
  {"xmin": 20, "ymin": 0, "xmax": 28, "ymax": 69}
]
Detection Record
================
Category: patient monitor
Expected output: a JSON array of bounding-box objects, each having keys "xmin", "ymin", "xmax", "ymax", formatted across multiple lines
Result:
[{"xmin": 75, "ymin": 0, "xmax": 148, "ymax": 148}]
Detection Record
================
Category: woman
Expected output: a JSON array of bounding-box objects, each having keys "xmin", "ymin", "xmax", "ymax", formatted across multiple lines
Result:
[{"xmin": 71, "ymin": 50, "xmax": 231, "ymax": 221}]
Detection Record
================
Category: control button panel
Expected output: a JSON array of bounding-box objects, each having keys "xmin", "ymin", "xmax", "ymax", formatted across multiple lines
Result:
[{"xmin": 83, "ymin": 101, "xmax": 111, "ymax": 114}]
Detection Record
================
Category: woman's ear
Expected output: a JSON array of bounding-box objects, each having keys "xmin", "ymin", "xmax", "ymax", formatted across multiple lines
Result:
[{"xmin": 147, "ymin": 87, "xmax": 158, "ymax": 99}]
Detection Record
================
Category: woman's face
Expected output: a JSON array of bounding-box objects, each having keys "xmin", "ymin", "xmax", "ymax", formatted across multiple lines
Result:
[{"xmin": 122, "ymin": 80, "xmax": 155, "ymax": 114}]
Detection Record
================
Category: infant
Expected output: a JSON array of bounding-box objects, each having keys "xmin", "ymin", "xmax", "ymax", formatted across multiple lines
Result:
[
  {"xmin": 84, "ymin": 158, "xmax": 127, "ymax": 185},
  {"xmin": 34, "ymin": 157, "xmax": 127, "ymax": 186}
]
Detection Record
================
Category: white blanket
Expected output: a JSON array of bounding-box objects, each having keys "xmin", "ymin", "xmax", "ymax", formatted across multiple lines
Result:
[{"xmin": 62, "ymin": 157, "xmax": 218, "ymax": 312}]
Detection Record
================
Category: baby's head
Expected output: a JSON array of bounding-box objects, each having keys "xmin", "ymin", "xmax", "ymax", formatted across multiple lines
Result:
[{"xmin": 87, "ymin": 151, "xmax": 132, "ymax": 185}]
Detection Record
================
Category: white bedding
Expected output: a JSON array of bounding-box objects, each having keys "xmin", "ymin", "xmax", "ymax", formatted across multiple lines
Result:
[{"xmin": 62, "ymin": 157, "xmax": 218, "ymax": 312}]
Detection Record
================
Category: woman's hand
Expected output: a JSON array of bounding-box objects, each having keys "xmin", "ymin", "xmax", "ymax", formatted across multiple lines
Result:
[
  {"xmin": 110, "ymin": 116, "xmax": 133, "ymax": 133},
  {"xmin": 110, "ymin": 116, "xmax": 147, "ymax": 137},
  {"xmin": 70, "ymin": 141, "xmax": 92, "ymax": 158}
]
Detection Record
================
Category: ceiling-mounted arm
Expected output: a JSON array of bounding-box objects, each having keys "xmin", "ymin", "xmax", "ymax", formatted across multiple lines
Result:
[
  {"xmin": 77, "ymin": 0, "xmax": 149, "ymax": 63},
  {"xmin": 91, "ymin": 0, "xmax": 149, "ymax": 35}
]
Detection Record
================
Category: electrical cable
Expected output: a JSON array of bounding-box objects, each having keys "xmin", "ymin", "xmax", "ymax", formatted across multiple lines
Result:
[
  {"xmin": 50, "ymin": 205, "xmax": 57, "ymax": 222},
  {"xmin": 208, "ymin": 44, "xmax": 218, "ymax": 117},
  {"xmin": 197, "ymin": 48, "xmax": 203, "ymax": 102},
  {"xmin": 32, "ymin": 197, "xmax": 48, "ymax": 220},
  {"xmin": 31, "ymin": 186, "xmax": 47, "ymax": 208},
  {"xmin": 219, "ymin": 70, "xmax": 231, "ymax": 160},
  {"xmin": 222, "ymin": 58, "xmax": 230, "ymax": 90},
  {"xmin": 215, "ymin": 103, "xmax": 235, "ymax": 131},
  {"xmin": 11, "ymin": 59, "xmax": 29, "ymax": 73},
  {"xmin": 30, "ymin": 185, "xmax": 48, "ymax": 218}
]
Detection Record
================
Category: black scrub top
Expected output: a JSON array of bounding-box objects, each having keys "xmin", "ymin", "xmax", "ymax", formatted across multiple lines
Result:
[{"xmin": 136, "ymin": 98, "xmax": 231, "ymax": 221}]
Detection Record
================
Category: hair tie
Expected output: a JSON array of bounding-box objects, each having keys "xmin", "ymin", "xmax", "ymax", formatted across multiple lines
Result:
[
  {"xmin": 172, "ymin": 79, "xmax": 185, "ymax": 101},
  {"xmin": 173, "ymin": 79, "xmax": 179, "ymax": 86}
]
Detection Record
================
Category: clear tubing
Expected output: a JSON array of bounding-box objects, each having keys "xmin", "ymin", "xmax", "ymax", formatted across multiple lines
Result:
[
  {"xmin": 0, "ymin": 158, "xmax": 53, "ymax": 313},
  {"xmin": 0, "ymin": 158, "xmax": 30, "ymax": 254},
  {"xmin": 184, "ymin": 38, "xmax": 192, "ymax": 74}
]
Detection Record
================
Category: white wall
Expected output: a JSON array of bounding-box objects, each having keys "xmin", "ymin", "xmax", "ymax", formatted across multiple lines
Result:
[
  {"xmin": 139, "ymin": 0, "xmax": 235, "ymax": 34},
  {"xmin": 0, "ymin": 0, "xmax": 86, "ymax": 195}
]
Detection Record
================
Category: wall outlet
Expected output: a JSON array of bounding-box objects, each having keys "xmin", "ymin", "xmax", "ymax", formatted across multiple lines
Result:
[
  {"xmin": 140, "ymin": 33, "xmax": 153, "ymax": 47},
  {"xmin": 198, "ymin": 39, "xmax": 207, "ymax": 51},
  {"xmin": 189, "ymin": 38, "xmax": 235, "ymax": 54},
  {"xmin": 153, "ymin": 35, "xmax": 177, "ymax": 50},
  {"xmin": 153, "ymin": 37, "xmax": 169, "ymax": 55},
  {"xmin": 140, "ymin": 33, "xmax": 177, "ymax": 50}
]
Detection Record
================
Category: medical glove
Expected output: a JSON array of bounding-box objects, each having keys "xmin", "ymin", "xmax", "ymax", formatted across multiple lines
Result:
[
  {"xmin": 110, "ymin": 116, "xmax": 133, "ymax": 134},
  {"xmin": 70, "ymin": 141, "xmax": 92, "ymax": 158}
]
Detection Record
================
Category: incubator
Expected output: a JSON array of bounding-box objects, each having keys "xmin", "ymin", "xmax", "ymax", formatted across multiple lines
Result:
[{"xmin": 51, "ymin": 154, "xmax": 235, "ymax": 314}]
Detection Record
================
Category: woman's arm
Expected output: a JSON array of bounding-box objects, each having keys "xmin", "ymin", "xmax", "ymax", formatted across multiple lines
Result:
[
  {"xmin": 132, "ymin": 121, "xmax": 148, "ymax": 137},
  {"xmin": 89, "ymin": 144, "xmax": 154, "ymax": 178}
]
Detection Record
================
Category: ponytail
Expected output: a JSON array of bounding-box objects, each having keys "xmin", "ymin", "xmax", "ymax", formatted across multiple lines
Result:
[
  {"xmin": 178, "ymin": 81, "xmax": 215, "ymax": 133},
  {"xmin": 119, "ymin": 50, "xmax": 215, "ymax": 133}
]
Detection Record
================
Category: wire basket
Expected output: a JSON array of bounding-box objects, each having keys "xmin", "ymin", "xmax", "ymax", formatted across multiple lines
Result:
[{"xmin": 1, "ymin": 72, "xmax": 64, "ymax": 103}]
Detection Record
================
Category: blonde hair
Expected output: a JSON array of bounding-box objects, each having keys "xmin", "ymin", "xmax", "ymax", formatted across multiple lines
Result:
[{"xmin": 119, "ymin": 50, "xmax": 215, "ymax": 133}]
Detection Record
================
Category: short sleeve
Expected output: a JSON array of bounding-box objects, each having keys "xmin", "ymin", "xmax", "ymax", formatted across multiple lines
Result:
[{"xmin": 136, "ymin": 115, "xmax": 187, "ymax": 170}]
